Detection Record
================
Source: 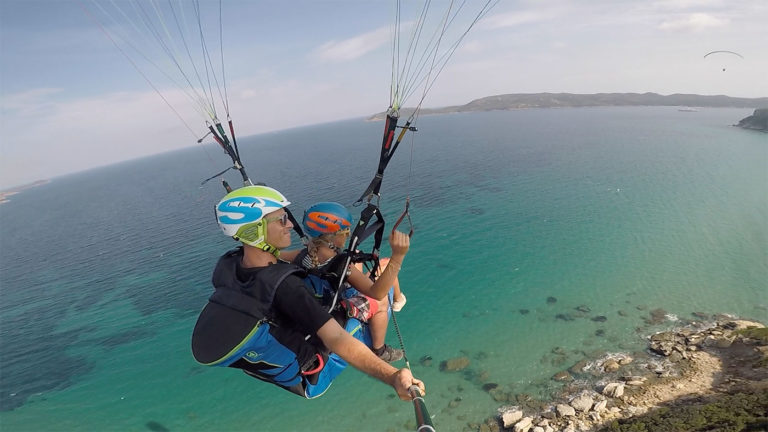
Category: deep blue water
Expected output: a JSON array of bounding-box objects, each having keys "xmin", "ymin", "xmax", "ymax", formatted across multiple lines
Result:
[{"xmin": 0, "ymin": 107, "xmax": 766, "ymax": 431}]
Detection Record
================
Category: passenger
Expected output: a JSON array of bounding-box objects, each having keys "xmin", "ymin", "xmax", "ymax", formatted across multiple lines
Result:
[
  {"xmin": 191, "ymin": 186, "xmax": 424, "ymax": 400},
  {"xmin": 358, "ymin": 257, "xmax": 407, "ymax": 312},
  {"xmin": 281, "ymin": 202, "xmax": 407, "ymax": 362}
]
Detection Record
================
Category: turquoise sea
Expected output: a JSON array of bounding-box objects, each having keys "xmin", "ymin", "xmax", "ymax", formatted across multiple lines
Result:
[{"xmin": 1, "ymin": 107, "xmax": 766, "ymax": 431}]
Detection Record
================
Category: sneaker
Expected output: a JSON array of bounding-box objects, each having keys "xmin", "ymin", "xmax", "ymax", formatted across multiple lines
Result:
[
  {"xmin": 392, "ymin": 293, "xmax": 407, "ymax": 312},
  {"xmin": 374, "ymin": 344, "xmax": 404, "ymax": 363}
]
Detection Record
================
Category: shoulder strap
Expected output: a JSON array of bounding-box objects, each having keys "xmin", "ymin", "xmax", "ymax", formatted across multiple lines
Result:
[
  {"xmin": 291, "ymin": 248, "xmax": 309, "ymax": 267},
  {"xmin": 209, "ymin": 257, "xmax": 305, "ymax": 320}
]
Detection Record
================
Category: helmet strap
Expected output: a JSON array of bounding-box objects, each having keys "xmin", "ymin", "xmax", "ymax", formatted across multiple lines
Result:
[
  {"xmin": 315, "ymin": 235, "xmax": 344, "ymax": 253},
  {"xmin": 260, "ymin": 220, "xmax": 281, "ymax": 258},
  {"xmin": 260, "ymin": 242, "xmax": 281, "ymax": 258}
]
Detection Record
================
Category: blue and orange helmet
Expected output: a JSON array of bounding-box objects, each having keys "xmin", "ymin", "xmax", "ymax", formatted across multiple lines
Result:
[{"xmin": 302, "ymin": 202, "xmax": 353, "ymax": 238}]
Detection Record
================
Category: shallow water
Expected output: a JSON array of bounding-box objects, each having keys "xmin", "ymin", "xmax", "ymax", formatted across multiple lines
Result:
[{"xmin": 1, "ymin": 107, "xmax": 766, "ymax": 431}]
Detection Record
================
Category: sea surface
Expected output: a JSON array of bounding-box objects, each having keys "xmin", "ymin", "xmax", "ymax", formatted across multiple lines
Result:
[{"xmin": 1, "ymin": 107, "xmax": 766, "ymax": 431}]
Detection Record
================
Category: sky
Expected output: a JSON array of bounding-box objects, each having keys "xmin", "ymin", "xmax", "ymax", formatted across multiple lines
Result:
[{"xmin": 1, "ymin": 0, "xmax": 767, "ymax": 190}]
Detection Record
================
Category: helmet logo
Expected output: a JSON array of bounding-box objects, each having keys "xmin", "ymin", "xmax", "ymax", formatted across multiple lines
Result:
[
  {"xmin": 304, "ymin": 210, "xmax": 351, "ymax": 234},
  {"xmin": 217, "ymin": 197, "xmax": 283, "ymax": 225}
]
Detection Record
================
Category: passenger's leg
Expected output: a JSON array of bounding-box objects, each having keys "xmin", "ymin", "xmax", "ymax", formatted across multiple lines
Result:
[
  {"xmin": 369, "ymin": 296, "xmax": 390, "ymax": 349},
  {"xmin": 369, "ymin": 296, "xmax": 403, "ymax": 362}
]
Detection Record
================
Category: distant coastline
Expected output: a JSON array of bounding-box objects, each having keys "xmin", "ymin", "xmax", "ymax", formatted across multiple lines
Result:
[
  {"xmin": 0, "ymin": 179, "xmax": 50, "ymax": 204},
  {"xmin": 367, "ymin": 92, "xmax": 768, "ymax": 121}
]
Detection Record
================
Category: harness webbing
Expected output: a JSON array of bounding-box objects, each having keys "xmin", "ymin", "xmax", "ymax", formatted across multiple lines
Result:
[
  {"xmin": 356, "ymin": 113, "xmax": 413, "ymax": 204},
  {"xmin": 207, "ymin": 121, "xmax": 250, "ymax": 186},
  {"xmin": 324, "ymin": 203, "xmax": 386, "ymax": 312}
]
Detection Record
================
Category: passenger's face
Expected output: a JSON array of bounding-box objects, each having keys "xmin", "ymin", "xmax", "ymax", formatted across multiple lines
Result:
[{"xmin": 331, "ymin": 229, "xmax": 349, "ymax": 252}]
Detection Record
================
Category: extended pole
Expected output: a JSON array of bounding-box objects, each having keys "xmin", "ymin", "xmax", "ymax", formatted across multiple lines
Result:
[{"xmin": 410, "ymin": 386, "xmax": 435, "ymax": 432}]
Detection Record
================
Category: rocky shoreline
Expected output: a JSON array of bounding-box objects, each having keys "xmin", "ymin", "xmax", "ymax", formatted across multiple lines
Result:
[{"xmin": 458, "ymin": 318, "xmax": 768, "ymax": 432}]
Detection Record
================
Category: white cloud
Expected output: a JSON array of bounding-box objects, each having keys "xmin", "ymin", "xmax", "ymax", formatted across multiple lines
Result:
[
  {"xmin": 1, "ymin": 88, "xmax": 63, "ymax": 115},
  {"xmin": 312, "ymin": 26, "xmax": 390, "ymax": 62},
  {"xmin": 658, "ymin": 13, "xmax": 728, "ymax": 31},
  {"xmin": 481, "ymin": 10, "xmax": 553, "ymax": 29},
  {"xmin": 649, "ymin": 0, "xmax": 725, "ymax": 11},
  {"xmin": 458, "ymin": 40, "xmax": 483, "ymax": 54},
  {"xmin": 0, "ymin": 88, "xmax": 205, "ymax": 188},
  {"xmin": 0, "ymin": 72, "xmax": 388, "ymax": 188}
]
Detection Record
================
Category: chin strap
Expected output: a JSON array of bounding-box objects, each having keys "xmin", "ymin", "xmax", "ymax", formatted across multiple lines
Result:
[{"xmin": 259, "ymin": 242, "xmax": 281, "ymax": 258}]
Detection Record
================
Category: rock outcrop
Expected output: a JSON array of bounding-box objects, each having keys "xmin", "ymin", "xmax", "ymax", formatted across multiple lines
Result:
[
  {"xmin": 476, "ymin": 318, "xmax": 768, "ymax": 432},
  {"xmin": 736, "ymin": 108, "xmax": 768, "ymax": 132}
]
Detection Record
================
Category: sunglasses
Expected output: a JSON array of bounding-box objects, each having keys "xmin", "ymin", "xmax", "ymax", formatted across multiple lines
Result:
[{"xmin": 265, "ymin": 213, "xmax": 289, "ymax": 227}]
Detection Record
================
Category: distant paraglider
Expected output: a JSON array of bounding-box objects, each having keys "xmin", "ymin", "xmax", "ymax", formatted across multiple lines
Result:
[
  {"xmin": 704, "ymin": 50, "xmax": 744, "ymax": 72},
  {"xmin": 704, "ymin": 50, "xmax": 744, "ymax": 59}
]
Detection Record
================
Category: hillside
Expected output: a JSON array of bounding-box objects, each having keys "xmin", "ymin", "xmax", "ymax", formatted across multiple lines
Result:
[{"xmin": 367, "ymin": 93, "xmax": 768, "ymax": 121}]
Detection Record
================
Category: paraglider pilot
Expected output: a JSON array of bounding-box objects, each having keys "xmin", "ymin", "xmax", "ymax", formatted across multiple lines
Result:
[{"xmin": 191, "ymin": 185, "xmax": 425, "ymax": 400}]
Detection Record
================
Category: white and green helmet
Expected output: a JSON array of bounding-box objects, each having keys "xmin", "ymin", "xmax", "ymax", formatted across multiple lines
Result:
[{"xmin": 215, "ymin": 185, "xmax": 291, "ymax": 253}]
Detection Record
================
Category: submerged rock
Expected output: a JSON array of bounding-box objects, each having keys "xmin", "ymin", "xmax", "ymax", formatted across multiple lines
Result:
[
  {"xmin": 569, "ymin": 360, "xmax": 589, "ymax": 375},
  {"xmin": 645, "ymin": 308, "xmax": 668, "ymax": 325},
  {"xmin": 439, "ymin": 356, "xmax": 470, "ymax": 372},
  {"xmin": 692, "ymin": 311, "xmax": 710, "ymax": 320},
  {"xmin": 145, "ymin": 422, "xmax": 170, "ymax": 432},
  {"xmin": 546, "ymin": 296, "xmax": 558, "ymax": 304},
  {"xmin": 490, "ymin": 388, "xmax": 512, "ymax": 402}
]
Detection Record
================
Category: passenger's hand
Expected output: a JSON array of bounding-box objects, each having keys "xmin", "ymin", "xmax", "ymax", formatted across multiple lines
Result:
[
  {"xmin": 389, "ymin": 230, "xmax": 410, "ymax": 258},
  {"xmin": 391, "ymin": 368, "xmax": 425, "ymax": 401}
]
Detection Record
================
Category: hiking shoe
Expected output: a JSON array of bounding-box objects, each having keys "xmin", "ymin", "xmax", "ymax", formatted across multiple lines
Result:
[{"xmin": 374, "ymin": 344, "xmax": 404, "ymax": 362}]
